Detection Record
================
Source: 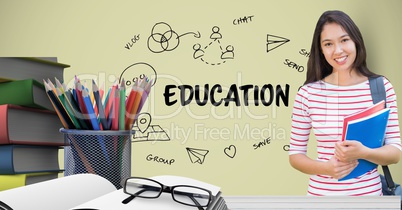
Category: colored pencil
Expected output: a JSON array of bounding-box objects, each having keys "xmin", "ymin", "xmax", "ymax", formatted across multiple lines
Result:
[
  {"xmin": 112, "ymin": 86, "xmax": 120, "ymax": 131},
  {"xmin": 75, "ymin": 81, "xmax": 92, "ymax": 129},
  {"xmin": 82, "ymin": 87, "xmax": 110, "ymax": 163},
  {"xmin": 126, "ymin": 81, "xmax": 144, "ymax": 129},
  {"xmin": 104, "ymin": 82, "xmax": 117, "ymax": 122},
  {"xmin": 65, "ymin": 88, "xmax": 89, "ymax": 130},
  {"xmin": 56, "ymin": 87, "xmax": 82, "ymax": 129},
  {"xmin": 136, "ymin": 77, "xmax": 152, "ymax": 116},
  {"xmin": 82, "ymin": 88, "xmax": 100, "ymax": 130},
  {"xmin": 93, "ymin": 80, "xmax": 108, "ymax": 130},
  {"xmin": 124, "ymin": 80, "xmax": 138, "ymax": 129},
  {"xmin": 43, "ymin": 80, "xmax": 74, "ymax": 129},
  {"xmin": 119, "ymin": 79, "xmax": 126, "ymax": 130}
]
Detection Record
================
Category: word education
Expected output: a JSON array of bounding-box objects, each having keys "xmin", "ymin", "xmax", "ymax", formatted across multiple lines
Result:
[{"xmin": 163, "ymin": 83, "xmax": 290, "ymax": 107}]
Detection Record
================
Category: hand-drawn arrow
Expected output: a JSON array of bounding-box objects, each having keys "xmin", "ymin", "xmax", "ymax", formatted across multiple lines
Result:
[{"xmin": 177, "ymin": 31, "xmax": 201, "ymax": 39}]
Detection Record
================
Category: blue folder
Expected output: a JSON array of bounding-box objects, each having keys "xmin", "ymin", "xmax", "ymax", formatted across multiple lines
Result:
[{"xmin": 339, "ymin": 108, "xmax": 390, "ymax": 181}]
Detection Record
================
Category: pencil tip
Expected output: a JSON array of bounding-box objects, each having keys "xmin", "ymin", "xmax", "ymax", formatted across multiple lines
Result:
[
  {"xmin": 120, "ymin": 79, "xmax": 125, "ymax": 89},
  {"xmin": 43, "ymin": 81, "xmax": 50, "ymax": 91}
]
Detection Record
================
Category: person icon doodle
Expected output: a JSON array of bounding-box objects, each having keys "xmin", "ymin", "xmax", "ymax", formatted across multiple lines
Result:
[
  {"xmin": 221, "ymin": 45, "xmax": 234, "ymax": 59},
  {"xmin": 193, "ymin": 43, "xmax": 205, "ymax": 59},
  {"xmin": 210, "ymin": 26, "xmax": 222, "ymax": 40}
]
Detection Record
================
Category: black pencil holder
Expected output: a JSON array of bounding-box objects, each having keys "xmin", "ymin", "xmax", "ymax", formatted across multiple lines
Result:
[{"xmin": 60, "ymin": 128, "xmax": 132, "ymax": 189}]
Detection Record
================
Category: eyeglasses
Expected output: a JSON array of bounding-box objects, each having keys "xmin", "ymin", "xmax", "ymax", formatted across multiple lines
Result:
[
  {"xmin": 122, "ymin": 177, "xmax": 213, "ymax": 210},
  {"xmin": 0, "ymin": 201, "xmax": 13, "ymax": 210}
]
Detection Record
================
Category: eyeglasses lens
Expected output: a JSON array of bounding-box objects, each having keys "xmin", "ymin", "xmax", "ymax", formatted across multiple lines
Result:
[
  {"xmin": 173, "ymin": 186, "xmax": 211, "ymax": 207},
  {"xmin": 125, "ymin": 178, "xmax": 162, "ymax": 198}
]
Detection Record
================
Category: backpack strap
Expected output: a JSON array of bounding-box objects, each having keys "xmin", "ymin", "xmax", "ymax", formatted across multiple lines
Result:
[
  {"xmin": 369, "ymin": 76, "xmax": 386, "ymax": 105},
  {"xmin": 368, "ymin": 76, "xmax": 396, "ymax": 194}
]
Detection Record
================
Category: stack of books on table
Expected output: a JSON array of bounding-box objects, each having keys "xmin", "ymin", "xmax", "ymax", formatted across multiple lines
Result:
[
  {"xmin": 0, "ymin": 57, "xmax": 70, "ymax": 191},
  {"xmin": 207, "ymin": 191, "xmax": 228, "ymax": 210},
  {"xmin": 69, "ymin": 175, "xmax": 229, "ymax": 210}
]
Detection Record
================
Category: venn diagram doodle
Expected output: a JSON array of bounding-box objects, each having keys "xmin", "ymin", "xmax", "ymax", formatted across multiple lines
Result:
[
  {"xmin": 147, "ymin": 22, "xmax": 201, "ymax": 53},
  {"xmin": 120, "ymin": 20, "xmax": 291, "ymax": 165}
]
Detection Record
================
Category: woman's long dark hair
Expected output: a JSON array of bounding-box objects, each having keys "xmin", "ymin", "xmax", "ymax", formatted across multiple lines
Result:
[{"xmin": 304, "ymin": 10, "xmax": 377, "ymax": 85}]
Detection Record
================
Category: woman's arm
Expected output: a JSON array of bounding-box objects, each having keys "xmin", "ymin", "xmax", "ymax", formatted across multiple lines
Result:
[
  {"xmin": 289, "ymin": 153, "xmax": 358, "ymax": 180},
  {"xmin": 335, "ymin": 141, "xmax": 401, "ymax": 165}
]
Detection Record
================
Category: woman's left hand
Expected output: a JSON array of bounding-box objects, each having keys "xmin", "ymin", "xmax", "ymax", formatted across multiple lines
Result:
[{"xmin": 334, "ymin": 140, "xmax": 368, "ymax": 162}]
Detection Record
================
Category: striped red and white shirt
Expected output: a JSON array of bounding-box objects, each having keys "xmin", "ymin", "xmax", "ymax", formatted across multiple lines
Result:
[{"xmin": 289, "ymin": 77, "xmax": 401, "ymax": 196}]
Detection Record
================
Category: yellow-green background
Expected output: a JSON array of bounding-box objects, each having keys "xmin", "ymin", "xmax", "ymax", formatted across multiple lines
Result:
[{"xmin": 1, "ymin": 0, "xmax": 401, "ymax": 195}]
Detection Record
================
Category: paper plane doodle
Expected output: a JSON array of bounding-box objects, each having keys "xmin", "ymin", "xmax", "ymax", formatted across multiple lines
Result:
[
  {"xmin": 186, "ymin": 147, "xmax": 209, "ymax": 164},
  {"xmin": 266, "ymin": 34, "xmax": 290, "ymax": 52}
]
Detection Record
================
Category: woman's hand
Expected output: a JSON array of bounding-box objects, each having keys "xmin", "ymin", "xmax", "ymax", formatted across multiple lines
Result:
[
  {"xmin": 334, "ymin": 140, "xmax": 368, "ymax": 162},
  {"xmin": 326, "ymin": 155, "xmax": 358, "ymax": 180}
]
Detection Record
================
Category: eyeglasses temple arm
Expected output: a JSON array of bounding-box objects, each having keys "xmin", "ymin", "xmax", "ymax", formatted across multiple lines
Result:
[
  {"xmin": 122, "ymin": 188, "xmax": 149, "ymax": 204},
  {"xmin": 188, "ymin": 196, "xmax": 205, "ymax": 210}
]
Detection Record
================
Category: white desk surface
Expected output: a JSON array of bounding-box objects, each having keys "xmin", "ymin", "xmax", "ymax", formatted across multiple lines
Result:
[
  {"xmin": 0, "ymin": 174, "xmax": 399, "ymax": 210},
  {"xmin": 71, "ymin": 190, "xmax": 400, "ymax": 210},
  {"xmin": 70, "ymin": 189, "xmax": 202, "ymax": 210},
  {"xmin": 224, "ymin": 195, "xmax": 400, "ymax": 210}
]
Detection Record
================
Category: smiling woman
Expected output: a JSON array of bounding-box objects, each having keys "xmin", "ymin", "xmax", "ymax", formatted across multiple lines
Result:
[
  {"xmin": 320, "ymin": 23, "xmax": 356, "ymax": 72},
  {"xmin": 288, "ymin": 10, "xmax": 402, "ymax": 196}
]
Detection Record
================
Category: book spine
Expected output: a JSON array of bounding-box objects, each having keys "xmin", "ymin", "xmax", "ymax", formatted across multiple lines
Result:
[
  {"xmin": 0, "ymin": 105, "xmax": 11, "ymax": 144},
  {"xmin": 0, "ymin": 174, "xmax": 26, "ymax": 190},
  {"xmin": 0, "ymin": 104, "xmax": 64, "ymax": 146},
  {"xmin": 0, "ymin": 145, "xmax": 62, "ymax": 174},
  {"xmin": 0, "ymin": 145, "xmax": 15, "ymax": 174},
  {"xmin": 0, "ymin": 79, "xmax": 34, "ymax": 106},
  {"xmin": 0, "ymin": 172, "xmax": 60, "ymax": 191},
  {"xmin": 0, "ymin": 57, "xmax": 67, "ymax": 83},
  {"xmin": 0, "ymin": 79, "xmax": 53, "ymax": 110}
]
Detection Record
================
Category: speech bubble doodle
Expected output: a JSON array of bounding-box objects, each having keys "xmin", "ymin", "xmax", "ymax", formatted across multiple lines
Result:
[{"xmin": 119, "ymin": 62, "xmax": 157, "ymax": 90}]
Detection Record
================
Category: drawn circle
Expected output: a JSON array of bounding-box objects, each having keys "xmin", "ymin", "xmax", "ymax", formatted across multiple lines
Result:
[
  {"xmin": 119, "ymin": 62, "xmax": 157, "ymax": 89},
  {"xmin": 140, "ymin": 117, "xmax": 147, "ymax": 124},
  {"xmin": 150, "ymin": 22, "xmax": 173, "ymax": 42},
  {"xmin": 193, "ymin": 43, "xmax": 201, "ymax": 50},
  {"xmin": 226, "ymin": 45, "xmax": 234, "ymax": 52},
  {"xmin": 212, "ymin": 26, "xmax": 219, "ymax": 33},
  {"xmin": 148, "ymin": 22, "xmax": 180, "ymax": 53}
]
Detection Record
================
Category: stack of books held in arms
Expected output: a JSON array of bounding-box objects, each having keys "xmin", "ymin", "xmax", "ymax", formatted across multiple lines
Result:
[{"xmin": 0, "ymin": 57, "xmax": 70, "ymax": 191}]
